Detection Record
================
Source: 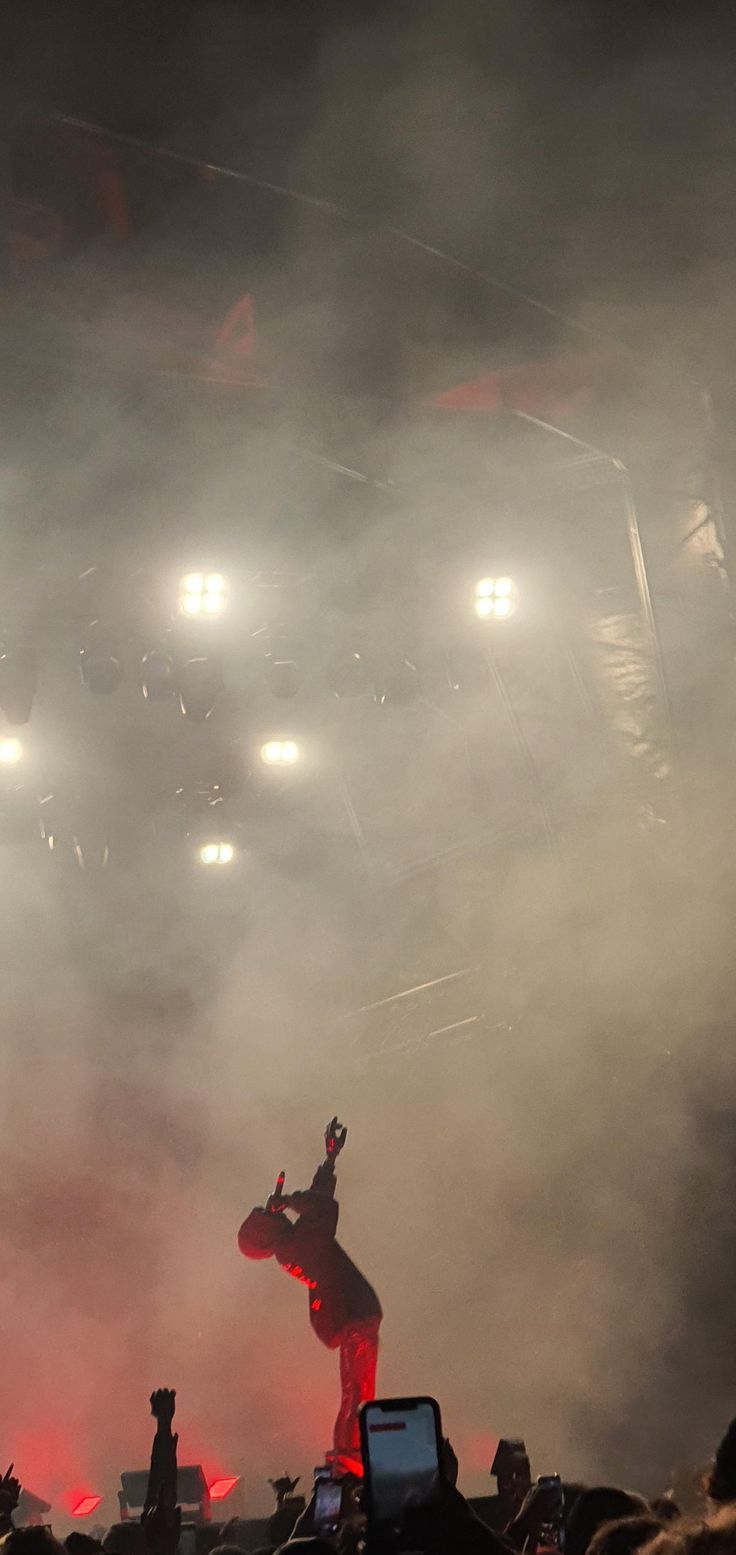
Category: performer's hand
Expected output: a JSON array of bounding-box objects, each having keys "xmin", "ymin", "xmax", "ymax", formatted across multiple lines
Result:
[
  {"xmin": 325, "ymin": 1117, "xmax": 347, "ymax": 1159},
  {"xmin": 267, "ymin": 1171, "xmax": 287, "ymax": 1214}
]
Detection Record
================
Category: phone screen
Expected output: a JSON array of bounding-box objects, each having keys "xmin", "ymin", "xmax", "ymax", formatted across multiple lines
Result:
[
  {"xmin": 314, "ymin": 1479, "xmax": 343, "ymax": 1535},
  {"xmin": 361, "ymin": 1397, "xmax": 442, "ymax": 1528}
]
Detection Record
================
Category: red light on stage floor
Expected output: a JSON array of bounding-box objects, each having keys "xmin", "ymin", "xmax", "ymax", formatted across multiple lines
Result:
[
  {"xmin": 208, "ymin": 1477, "xmax": 239, "ymax": 1501},
  {"xmin": 72, "ymin": 1496, "xmax": 102, "ymax": 1518}
]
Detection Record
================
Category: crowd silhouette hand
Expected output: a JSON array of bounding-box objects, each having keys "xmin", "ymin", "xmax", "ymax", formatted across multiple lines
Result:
[
  {"xmin": 0, "ymin": 1464, "xmax": 21, "ymax": 1523},
  {"xmin": 325, "ymin": 1117, "xmax": 347, "ymax": 1160},
  {"xmin": 269, "ymin": 1474, "xmax": 300, "ymax": 1504},
  {"xmin": 150, "ymin": 1390, "xmax": 177, "ymax": 1439}
]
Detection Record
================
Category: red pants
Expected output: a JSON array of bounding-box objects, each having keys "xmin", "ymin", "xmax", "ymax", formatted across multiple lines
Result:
[{"xmin": 332, "ymin": 1316, "xmax": 381, "ymax": 1466}]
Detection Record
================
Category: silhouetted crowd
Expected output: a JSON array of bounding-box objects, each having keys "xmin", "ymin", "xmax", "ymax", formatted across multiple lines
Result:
[{"xmin": 3, "ymin": 1393, "xmax": 736, "ymax": 1555}]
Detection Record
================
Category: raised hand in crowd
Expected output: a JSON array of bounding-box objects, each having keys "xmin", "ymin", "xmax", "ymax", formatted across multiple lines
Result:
[
  {"xmin": 142, "ymin": 1388, "xmax": 179, "ymax": 1555},
  {"xmin": 399, "ymin": 1438, "xmax": 511, "ymax": 1555},
  {"xmin": 141, "ymin": 1485, "xmax": 181, "ymax": 1555},
  {"xmin": 0, "ymin": 1463, "xmax": 21, "ymax": 1536},
  {"xmin": 505, "ymin": 1477, "xmax": 564, "ymax": 1552}
]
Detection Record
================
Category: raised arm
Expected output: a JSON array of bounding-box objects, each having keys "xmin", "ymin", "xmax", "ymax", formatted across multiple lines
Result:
[{"xmin": 273, "ymin": 1119, "xmax": 347, "ymax": 1235}]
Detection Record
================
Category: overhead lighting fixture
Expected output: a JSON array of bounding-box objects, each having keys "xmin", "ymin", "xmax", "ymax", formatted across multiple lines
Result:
[
  {"xmin": 179, "ymin": 572, "xmax": 228, "ymax": 618},
  {"xmin": 72, "ymin": 1497, "xmax": 102, "ymax": 1519},
  {"xmin": 373, "ymin": 659, "xmax": 422, "ymax": 706},
  {"xmin": 0, "ymin": 737, "xmax": 23, "ymax": 765},
  {"xmin": 177, "ymin": 655, "xmax": 225, "ymax": 721},
  {"xmin": 80, "ymin": 625, "xmax": 124, "ymax": 694},
  {"xmin": 199, "ymin": 842, "xmax": 235, "ymax": 865},
  {"xmin": 260, "ymin": 739, "xmax": 300, "ymax": 766},
  {"xmin": 208, "ymin": 1478, "xmax": 240, "ymax": 1501},
  {"xmin": 141, "ymin": 649, "xmax": 176, "ymax": 701},
  {"xmin": 473, "ymin": 577, "xmax": 517, "ymax": 619}
]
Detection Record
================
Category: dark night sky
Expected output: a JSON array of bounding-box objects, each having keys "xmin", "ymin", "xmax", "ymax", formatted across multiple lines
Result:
[{"xmin": 5, "ymin": 0, "xmax": 736, "ymax": 359}]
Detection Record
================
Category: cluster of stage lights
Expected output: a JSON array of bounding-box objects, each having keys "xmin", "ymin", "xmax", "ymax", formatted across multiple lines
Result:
[
  {"xmin": 473, "ymin": 577, "xmax": 517, "ymax": 619},
  {"xmin": 70, "ymin": 1477, "xmax": 239, "ymax": 1518},
  {"xmin": 178, "ymin": 572, "xmax": 228, "ymax": 617},
  {"xmin": 199, "ymin": 842, "xmax": 235, "ymax": 866},
  {"xmin": 195, "ymin": 743, "xmax": 301, "ymax": 866},
  {"xmin": 260, "ymin": 738, "xmax": 299, "ymax": 766}
]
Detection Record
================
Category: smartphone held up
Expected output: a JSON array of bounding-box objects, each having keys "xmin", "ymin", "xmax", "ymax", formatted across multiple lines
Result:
[{"xmin": 360, "ymin": 1396, "xmax": 443, "ymax": 1542}]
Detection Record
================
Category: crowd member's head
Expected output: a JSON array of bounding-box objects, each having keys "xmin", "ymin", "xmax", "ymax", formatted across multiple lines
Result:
[
  {"xmin": 101, "ymin": 1527, "xmax": 146, "ymax": 1555},
  {"xmin": 491, "ymin": 1439, "xmax": 532, "ymax": 1514},
  {"xmin": 651, "ymin": 1501, "xmax": 681, "ymax": 1526},
  {"xmin": 644, "ymin": 1505, "xmax": 736, "ymax": 1555},
  {"xmin": 275, "ymin": 1541, "xmax": 334, "ymax": 1555},
  {"xmin": 566, "ymin": 1488, "xmax": 650, "ymax": 1555},
  {"xmin": 208, "ymin": 1545, "xmax": 245, "ymax": 1555},
  {"xmin": 709, "ymin": 1419, "xmax": 736, "ymax": 1507},
  {"xmin": 587, "ymin": 1514, "xmax": 665, "ymax": 1555},
  {"xmin": 65, "ymin": 1535, "xmax": 102, "ymax": 1555},
  {"xmin": 218, "ymin": 1520, "xmax": 255, "ymax": 1552},
  {"xmin": 1, "ymin": 1532, "xmax": 66, "ymax": 1555}
]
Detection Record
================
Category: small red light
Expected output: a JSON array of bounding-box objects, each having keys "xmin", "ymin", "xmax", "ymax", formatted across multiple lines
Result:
[
  {"xmin": 208, "ymin": 1477, "xmax": 240, "ymax": 1501},
  {"xmin": 72, "ymin": 1497, "xmax": 103, "ymax": 1518}
]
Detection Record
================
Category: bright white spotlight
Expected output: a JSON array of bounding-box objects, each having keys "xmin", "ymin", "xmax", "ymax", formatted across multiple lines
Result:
[
  {"xmin": 0, "ymin": 737, "xmax": 23, "ymax": 765},
  {"xmin": 260, "ymin": 739, "xmax": 300, "ymax": 766},
  {"xmin": 179, "ymin": 572, "xmax": 228, "ymax": 618},
  {"xmin": 473, "ymin": 576, "xmax": 517, "ymax": 619},
  {"xmin": 199, "ymin": 842, "xmax": 234, "ymax": 865}
]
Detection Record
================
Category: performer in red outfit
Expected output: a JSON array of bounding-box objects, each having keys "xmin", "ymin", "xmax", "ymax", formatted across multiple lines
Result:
[{"xmin": 238, "ymin": 1119, "xmax": 382, "ymax": 1473}]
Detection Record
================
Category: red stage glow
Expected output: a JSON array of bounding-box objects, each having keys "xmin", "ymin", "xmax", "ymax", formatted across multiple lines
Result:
[
  {"xmin": 72, "ymin": 1496, "xmax": 102, "ymax": 1518},
  {"xmin": 208, "ymin": 1477, "xmax": 240, "ymax": 1501}
]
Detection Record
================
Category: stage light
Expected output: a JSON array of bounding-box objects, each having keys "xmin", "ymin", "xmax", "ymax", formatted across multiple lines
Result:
[
  {"xmin": 141, "ymin": 649, "xmax": 176, "ymax": 701},
  {"xmin": 373, "ymin": 659, "xmax": 422, "ymax": 705},
  {"xmin": 0, "ymin": 643, "xmax": 37, "ymax": 724},
  {"xmin": 328, "ymin": 651, "xmax": 371, "ymax": 699},
  {"xmin": 179, "ymin": 572, "xmax": 227, "ymax": 618},
  {"xmin": 260, "ymin": 739, "xmax": 300, "ymax": 766},
  {"xmin": 177, "ymin": 655, "xmax": 225, "ymax": 720},
  {"xmin": 473, "ymin": 577, "xmax": 517, "ymax": 619},
  {"xmin": 0, "ymin": 737, "xmax": 23, "ymax": 765},
  {"xmin": 72, "ymin": 1497, "xmax": 102, "ymax": 1519},
  {"xmin": 199, "ymin": 842, "xmax": 234, "ymax": 865},
  {"xmin": 80, "ymin": 626, "xmax": 123, "ymax": 694},
  {"xmin": 209, "ymin": 1478, "xmax": 240, "ymax": 1501}
]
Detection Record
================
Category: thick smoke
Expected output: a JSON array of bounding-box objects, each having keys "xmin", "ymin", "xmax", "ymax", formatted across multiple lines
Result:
[{"xmin": 2, "ymin": 0, "xmax": 736, "ymax": 1531}]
